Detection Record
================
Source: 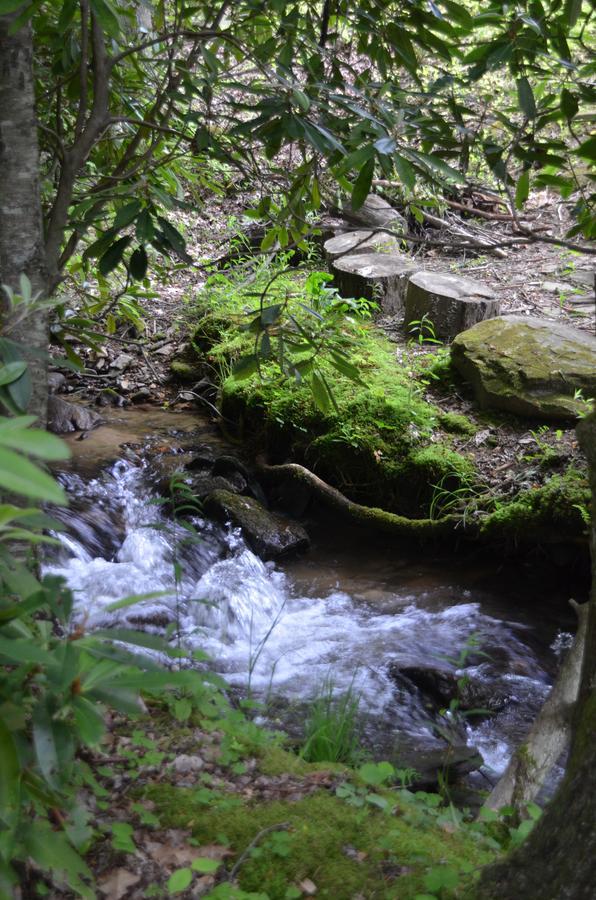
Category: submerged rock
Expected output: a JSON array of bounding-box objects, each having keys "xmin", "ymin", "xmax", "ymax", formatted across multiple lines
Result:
[
  {"xmin": 451, "ymin": 315, "xmax": 596, "ymax": 420},
  {"xmin": 394, "ymin": 742, "xmax": 484, "ymax": 790},
  {"xmin": 204, "ymin": 489, "xmax": 309, "ymax": 560},
  {"xmin": 405, "ymin": 271, "xmax": 499, "ymax": 339},
  {"xmin": 48, "ymin": 397, "xmax": 103, "ymax": 434}
]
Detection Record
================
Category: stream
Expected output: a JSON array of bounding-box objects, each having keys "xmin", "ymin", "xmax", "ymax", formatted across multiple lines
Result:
[{"xmin": 46, "ymin": 409, "xmax": 581, "ymax": 788}]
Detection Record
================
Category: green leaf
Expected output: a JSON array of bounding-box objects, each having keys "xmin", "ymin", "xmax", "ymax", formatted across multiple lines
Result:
[
  {"xmin": 515, "ymin": 170, "xmax": 530, "ymax": 209},
  {"xmin": 0, "ymin": 0, "xmax": 31, "ymax": 12},
  {"xmin": 130, "ymin": 246, "xmax": 148, "ymax": 280},
  {"xmin": 394, "ymin": 154, "xmax": 416, "ymax": 191},
  {"xmin": 0, "ymin": 636, "xmax": 55, "ymax": 666},
  {"xmin": 387, "ymin": 24, "xmax": 418, "ymax": 73},
  {"xmin": 191, "ymin": 858, "xmax": 221, "ymax": 873},
  {"xmin": 105, "ymin": 590, "xmax": 169, "ymax": 612},
  {"xmin": 517, "ymin": 77, "xmax": 537, "ymax": 119},
  {"xmin": 0, "ymin": 446, "xmax": 66, "ymax": 502},
  {"xmin": 110, "ymin": 822, "xmax": 136, "ymax": 853},
  {"xmin": 231, "ymin": 355, "xmax": 259, "ymax": 381},
  {"xmin": 560, "ymin": 88, "xmax": 579, "ymax": 121},
  {"xmin": 167, "ymin": 868, "xmax": 193, "ymax": 893},
  {"xmin": 32, "ymin": 702, "xmax": 60, "ymax": 788},
  {"xmin": 0, "ymin": 362, "xmax": 27, "ymax": 386},
  {"xmin": 351, "ymin": 158, "xmax": 375, "ymax": 211},
  {"xmin": 563, "ymin": 0, "xmax": 583, "ymax": 26},
  {"xmin": 23, "ymin": 822, "xmax": 93, "ymax": 898},
  {"xmin": 359, "ymin": 761, "xmax": 395, "ymax": 786},
  {"xmin": 98, "ymin": 236, "xmax": 132, "ymax": 276},
  {"xmin": 113, "ymin": 200, "xmax": 141, "ymax": 231},
  {"xmin": 89, "ymin": 0, "xmax": 121, "ymax": 38},
  {"xmin": 576, "ymin": 135, "xmax": 596, "ymax": 163},
  {"xmin": 0, "ymin": 718, "xmax": 20, "ymax": 829},
  {"xmin": 135, "ymin": 209, "xmax": 155, "ymax": 243},
  {"xmin": 156, "ymin": 217, "xmax": 191, "ymax": 261},
  {"xmin": 73, "ymin": 697, "xmax": 107, "ymax": 746},
  {"xmin": 0, "ymin": 421, "xmax": 70, "ymax": 460},
  {"xmin": 310, "ymin": 370, "xmax": 332, "ymax": 414}
]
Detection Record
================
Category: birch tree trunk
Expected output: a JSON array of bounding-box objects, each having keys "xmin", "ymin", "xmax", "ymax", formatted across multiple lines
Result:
[
  {"xmin": 0, "ymin": 12, "xmax": 49, "ymax": 425},
  {"xmin": 478, "ymin": 411, "xmax": 596, "ymax": 899}
]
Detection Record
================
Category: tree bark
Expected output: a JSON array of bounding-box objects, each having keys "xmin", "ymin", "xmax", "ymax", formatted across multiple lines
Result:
[
  {"xmin": 0, "ymin": 12, "xmax": 49, "ymax": 425},
  {"xmin": 477, "ymin": 411, "xmax": 596, "ymax": 899}
]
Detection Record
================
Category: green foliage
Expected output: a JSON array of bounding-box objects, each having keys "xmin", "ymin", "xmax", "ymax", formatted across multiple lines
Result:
[{"xmin": 300, "ymin": 678, "xmax": 362, "ymax": 765}]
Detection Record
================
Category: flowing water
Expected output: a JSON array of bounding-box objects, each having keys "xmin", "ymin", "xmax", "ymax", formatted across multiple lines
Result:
[{"xmin": 46, "ymin": 412, "xmax": 582, "ymax": 784}]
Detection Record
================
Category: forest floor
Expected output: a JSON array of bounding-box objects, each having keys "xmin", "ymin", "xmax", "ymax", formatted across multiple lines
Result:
[{"xmin": 58, "ymin": 189, "xmax": 594, "ymax": 529}]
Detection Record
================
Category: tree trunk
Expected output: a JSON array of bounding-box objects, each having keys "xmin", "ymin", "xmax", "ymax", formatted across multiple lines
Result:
[
  {"xmin": 0, "ymin": 12, "xmax": 49, "ymax": 425},
  {"xmin": 477, "ymin": 411, "xmax": 596, "ymax": 899}
]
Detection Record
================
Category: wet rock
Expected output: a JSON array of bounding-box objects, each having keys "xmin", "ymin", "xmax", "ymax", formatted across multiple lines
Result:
[
  {"xmin": 451, "ymin": 316, "xmax": 596, "ymax": 420},
  {"xmin": 48, "ymin": 396, "xmax": 104, "ymax": 434},
  {"xmin": 47, "ymin": 371, "xmax": 67, "ymax": 394},
  {"xmin": 170, "ymin": 359, "xmax": 201, "ymax": 382},
  {"xmin": 394, "ymin": 742, "xmax": 484, "ymax": 790},
  {"xmin": 131, "ymin": 386, "xmax": 152, "ymax": 403},
  {"xmin": 186, "ymin": 444, "xmax": 217, "ymax": 469},
  {"xmin": 204, "ymin": 489, "xmax": 310, "ymax": 560},
  {"xmin": 96, "ymin": 388, "xmax": 126, "ymax": 407},
  {"xmin": 405, "ymin": 271, "xmax": 499, "ymax": 339},
  {"xmin": 172, "ymin": 754, "xmax": 204, "ymax": 775},
  {"xmin": 331, "ymin": 252, "xmax": 417, "ymax": 316},
  {"xmin": 390, "ymin": 664, "xmax": 512, "ymax": 716},
  {"xmin": 160, "ymin": 472, "xmax": 243, "ymax": 508},
  {"xmin": 342, "ymin": 193, "xmax": 407, "ymax": 232},
  {"xmin": 324, "ymin": 229, "xmax": 401, "ymax": 263}
]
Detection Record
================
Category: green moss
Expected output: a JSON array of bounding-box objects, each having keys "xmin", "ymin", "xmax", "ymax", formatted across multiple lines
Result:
[
  {"xmin": 481, "ymin": 467, "xmax": 590, "ymax": 541},
  {"xmin": 141, "ymin": 785, "xmax": 495, "ymax": 899},
  {"xmin": 170, "ymin": 359, "xmax": 201, "ymax": 382},
  {"xmin": 438, "ymin": 411, "xmax": 478, "ymax": 436}
]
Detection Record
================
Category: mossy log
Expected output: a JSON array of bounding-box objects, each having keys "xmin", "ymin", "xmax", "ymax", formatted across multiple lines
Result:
[{"xmin": 255, "ymin": 455, "xmax": 470, "ymax": 540}]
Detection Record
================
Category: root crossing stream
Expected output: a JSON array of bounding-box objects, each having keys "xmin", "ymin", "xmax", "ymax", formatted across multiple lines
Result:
[{"xmin": 46, "ymin": 447, "xmax": 576, "ymax": 785}]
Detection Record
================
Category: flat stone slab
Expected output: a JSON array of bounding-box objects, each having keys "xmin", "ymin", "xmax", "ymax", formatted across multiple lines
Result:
[
  {"xmin": 405, "ymin": 271, "xmax": 499, "ymax": 339},
  {"xmin": 451, "ymin": 315, "xmax": 596, "ymax": 421},
  {"xmin": 331, "ymin": 252, "xmax": 418, "ymax": 316},
  {"xmin": 324, "ymin": 229, "xmax": 400, "ymax": 263}
]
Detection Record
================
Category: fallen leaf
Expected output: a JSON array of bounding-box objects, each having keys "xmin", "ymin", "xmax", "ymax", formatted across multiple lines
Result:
[{"xmin": 97, "ymin": 868, "xmax": 141, "ymax": 898}]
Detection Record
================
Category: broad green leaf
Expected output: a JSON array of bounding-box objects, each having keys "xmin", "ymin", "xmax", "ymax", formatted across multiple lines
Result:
[
  {"xmin": 351, "ymin": 158, "xmax": 375, "ymax": 211},
  {"xmin": 515, "ymin": 170, "xmax": 530, "ymax": 209},
  {"xmin": 32, "ymin": 702, "xmax": 60, "ymax": 788},
  {"xmin": 0, "ymin": 718, "xmax": 20, "ymax": 829},
  {"xmin": 576, "ymin": 135, "xmax": 596, "ymax": 163},
  {"xmin": 0, "ymin": 362, "xmax": 26, "ymax": 386},
  {"xmin": 105, "ymin": 590, "xmax": 169, "ymax": 612},
  {"xmin": 394, "ymin": 154, "xmax": 416, "ymax": 191},
  {"xmin": 0, "ymin": 446, "xmax": 66, "ymax": 502},
  {"xmin": 310, "ymin": 370, "xmax": 332, "ymax": 414},
  {"xmin": 98, "ymin": 236, "xmax": 132, "ymax": 276},
  {"xmin": 135, "ymin": 209, "xmax": 155, "ymax": 243},
  {"xmin": 231, "ymin": 355, "xmax": 259, "ymax": 381},
  {"xmin": 89, "ymin": 0, "xmax": 120, "ymax": 39},
  {"xmin": 517, "ymin": 77, "xmax": 537, "ymax": 119},
  {"xmin": 563, "ymin": 0, "xmax": 583, "ymax": 26},
  {"xmin": 130, "ymin": 246, "xmax": 148, "ymax": 280},
  {"xmin": 0, "ymin": 0, "xmax": 31, "ymax": 12},
  {"xmin": 168, "ymin": 868, "xmax": 192, "ymax": 893},
  {"xmin": 24, "ymin": 822, "xmax": 93, "ymax": 897},
  {"xmin": 113, "ymin": 200, "xmax": 141, "ymax": 231},
  {"xmin": 0, "ymin": 422, "xmax": 70, "ymax": 460},
  {"xmin": 0, "ymin": 636, "xmax": 55, "ymax": 666},
  {"xmin": 560, "ymin": 88, "xmax": 579, "ymax": 121},
  {"xmin": 191, "ymin": 858, "xmax": 221, "ymax": 873}
]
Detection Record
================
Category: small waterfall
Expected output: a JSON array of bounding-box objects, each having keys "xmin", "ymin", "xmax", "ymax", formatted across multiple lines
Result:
[{"xmin": 46, "ymin": 456, "xmax": 561, "ymax": 777}]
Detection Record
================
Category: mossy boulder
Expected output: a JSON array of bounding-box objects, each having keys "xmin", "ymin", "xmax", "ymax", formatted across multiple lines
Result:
[
  {"xmin": 204, "ymin": 489, "xmax": 309, "ymax": 559},
  {"xmin": 451, "ymin": 316, "xmax": 596, "ymax": 421}
]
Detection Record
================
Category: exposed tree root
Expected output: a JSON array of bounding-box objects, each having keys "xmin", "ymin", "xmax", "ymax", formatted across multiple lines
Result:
[
  {"xmin": 255, "ymin": 456, "xmax": 470, "ymax": 540},
  {"xmin": 483, "ymin": 598, "xmax": 589, "ymax": 819}
]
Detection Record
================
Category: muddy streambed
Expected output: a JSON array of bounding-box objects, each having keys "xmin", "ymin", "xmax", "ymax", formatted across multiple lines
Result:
[{"xmin": 47, "ymin": 408, "xmax": 584, "ymax": 787}]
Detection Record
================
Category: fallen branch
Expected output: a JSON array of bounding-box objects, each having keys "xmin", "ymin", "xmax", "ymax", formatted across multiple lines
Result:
[
  {"xmin": 481, "ymin": 598, "xmax": 589, "ymax": 820},
  {"xmin": 255, "ymin": 456, "xmax": 467, "ymax": 540}
]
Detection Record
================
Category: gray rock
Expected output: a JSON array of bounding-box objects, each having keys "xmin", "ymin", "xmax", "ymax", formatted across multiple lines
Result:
[
  {"xmin": 324, "ymin": 230, "xmax": 401, "ymax": 263},
  {"xmin": 393, "ymin": 742, "xmax": 484, "ymax": 790},
  {"xmin": 172, "ymin": 754, "xmax": 204, "ymax": 774},
  {"xmin": 342, "ymin": 194, "xmax": 407, "ymax": 232},
  {"xmin": 47, "ymin": 371, "xmax": 67, "ymax": 394},
  {"xmin": 405, "ymin": 271, "xmax": 499, "ymax": 339},
  {"xmin": 391, "ymin": 664, "xmax": 511, "ymax": 716},
  {"xmin": 47, "ymin": 396, "xmax": 103, "ymax": 434},
  {"xmin": 110, "ymin": 352, "xmax": 134, "ymax": 372},
  {"xmin": 451, "ymin": 315, "xmax": 596, "ymax": 420},
  {"xmin": 204, "ymin": 489, "xmax": 309, "ymax": 560},
  {"xmin": 331, "ymin": 252, "xmax": 418, "ymax": 316}
]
